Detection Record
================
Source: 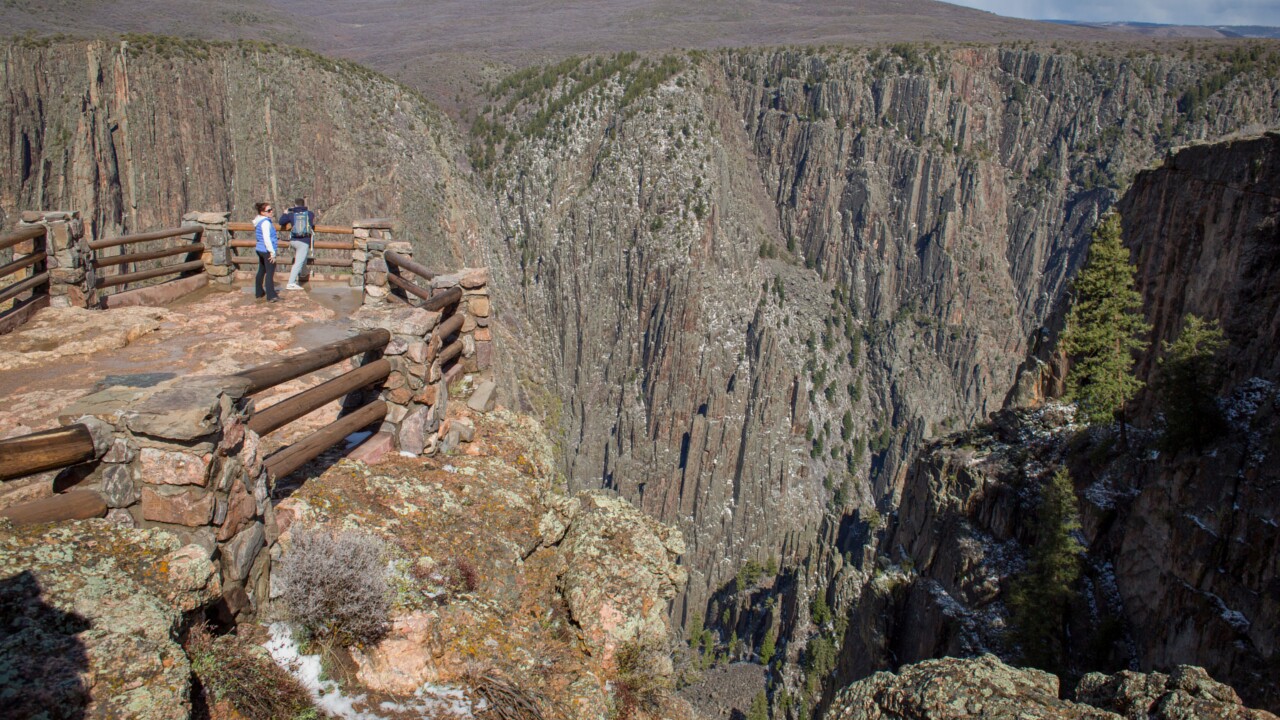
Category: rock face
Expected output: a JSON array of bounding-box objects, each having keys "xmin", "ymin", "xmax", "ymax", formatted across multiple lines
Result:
[
  {"xmin": 0, "ymin": 38, "xmax": 493, "ymax": 276},
  {"xmin": 826, "ymin": 655, "xmax": 1278, "ymax": 720},
  {"xmin": 555, "ymin": 491, "xmax": 688, "ymax": 671},
  {"xmin": 478, "ymin": 44, "xmax": 1280, "ymax": 632},
  {"xmin": 842, "ymin": 134, "xmax": 1280, "ymax": 714},
  {"xmin": 0, "ymin": 519, "xmax": 220, "ymax": 719}
]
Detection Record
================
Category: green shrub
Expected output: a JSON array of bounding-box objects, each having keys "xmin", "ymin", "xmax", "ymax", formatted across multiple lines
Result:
[{"xmin": 1157, "ymin": 314, "xmax": 1227, "ymax": 451}]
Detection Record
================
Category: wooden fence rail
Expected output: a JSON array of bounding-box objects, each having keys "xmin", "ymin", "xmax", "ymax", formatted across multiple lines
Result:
[
  {"xmin": 0, "ymin": 424, "xmax": 97, "ymax": 483},
  {"xmin": 423, "ymin": 285, "xmax": 463, "ymax": 313},
  {"xmin": 238, "ymin": 329, "xmax": 392, "ymax": 481},
  {"xmin": 234, "ymin": 328, "xmax": 390, "ymax": 395},
  {"xmin": 247, "ymin": 358, "xmax": 390, "ymax": 436},
  {"xmin": 385, "ymin": 251, "xmax": 436, "ymax": 281},
  {"xmin": 226, "ymin": 221, "xmax": 356, "ymax": 275},
  {"xmin": 263, "ymin": 400, "xmax": 386, "ymax": 480},
  {"xmin": 88, "ymin": 224, "xmax": 203, "ymax": 251},
  {"xmin": 92, "ymin": 243, "xmax": 203, "ymax": 268},
  {"xmin": 0, "ymin": 490, "xmax": 107, "ymax": 525},
  {"xmin": 89, "ymin": 224, "xmax": 206, "ymax": 294},
  {"xmin": 0, "ymin": 225, "xmax": 46, "ymax": 252},
  {"xmin": 0, "ymin": 225, "xmax": 49, "ymax": 335}
]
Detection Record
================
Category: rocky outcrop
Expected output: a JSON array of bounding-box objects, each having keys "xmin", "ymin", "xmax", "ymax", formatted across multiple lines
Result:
[
  {"xmin": 826, "ymin": 655, "xmax": 1278, "ymax": 720},
  {"xmin": 276, "ymin": 407, "xmax": 692, "ymax": 718},
  {"xmin": 550, "ymin": 491, "xmax": 688, "ymax": 671},
  {"xmin": 0, "ymin": 518, "xmax": 220, "ymax": 719}
]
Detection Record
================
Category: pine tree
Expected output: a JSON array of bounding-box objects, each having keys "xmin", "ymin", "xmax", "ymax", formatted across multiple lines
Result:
[
  {"xmin": 747, "ymin": 690, "xmax": 770, "ymax": 720},
  {"xmin": 1157, "ymin": 314, "xmax": 1227, "ymax": 450},
  {"xmin": 1060, "ymin": 213, "xmax": 1151, "ymax": 433},
  {"xmin": 760, "ymin": 626, "xmax": 777, "ymax": 666},
  {"xmin": 1007, "ymin": 467, "xmax": 1084, "ymax": 673}
]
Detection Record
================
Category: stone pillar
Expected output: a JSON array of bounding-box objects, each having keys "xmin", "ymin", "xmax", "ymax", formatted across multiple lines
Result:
[
  {"xmin": 184, "ymin": 211, "xmax": 234, "ymax": 285},
  {"xmin": 353, "ymin": 218, "xmax": 400, "ymax": 302},
  {"xmin": 351, "ymin": 303, "xmax": 439, "ymax": 455},
  {"xmin": 430, "ymin": 267, "xmax": 492, "ymax": 377},
  {"xmin": 59, "ymin": 373, "xmax": 273, "ymax": 621},
  {"xmin": 20, "ymin": 210, "xmax": 93, "ymax": 308}
]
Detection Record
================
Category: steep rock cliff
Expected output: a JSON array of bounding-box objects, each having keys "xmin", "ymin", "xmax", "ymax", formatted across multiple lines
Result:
[
  {"xmin": 0, "ymin": 37, "xmax": 493, "ymax": 272},
  {"xmin": 853, "ymin": 134, "xmax": 1280, "ymax": 713},
  {"xmin": 476, "ymin": 45, "xmax": 1280, "ymax": 633}
]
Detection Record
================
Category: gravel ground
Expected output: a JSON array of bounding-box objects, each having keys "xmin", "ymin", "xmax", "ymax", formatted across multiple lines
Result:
[{"xmin": 679, "ymin": 663, "xmax": 767, "ymax": 720}]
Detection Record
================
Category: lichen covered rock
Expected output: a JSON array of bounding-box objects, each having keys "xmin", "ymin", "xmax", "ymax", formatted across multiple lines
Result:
[
  {"xmin": 557, "ymin": 490, "xmax": 687, "ymax": 671},
  {"xmin": 0, "ymin": 518, "xmax": 219, "ymax": 719}
]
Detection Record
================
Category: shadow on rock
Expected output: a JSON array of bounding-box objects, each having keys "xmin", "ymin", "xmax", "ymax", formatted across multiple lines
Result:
[{"xmin": 0, "ymin": 570, "xmax": 92, "ymax": 719}]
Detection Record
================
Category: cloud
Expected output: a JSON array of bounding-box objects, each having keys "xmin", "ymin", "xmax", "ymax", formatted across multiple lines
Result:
[{"xmin": 945, "ymin": 0, "xmax": 1280, "ymax": 26}]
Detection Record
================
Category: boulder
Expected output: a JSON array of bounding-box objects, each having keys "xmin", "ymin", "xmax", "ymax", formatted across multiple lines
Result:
[
  {"xmin": 555, "ymin": 491, "xmax": 687, "ymax": 673},
  {"xmin": 467, "ymin": 380, "xmax": 497, "ymax": 412}
]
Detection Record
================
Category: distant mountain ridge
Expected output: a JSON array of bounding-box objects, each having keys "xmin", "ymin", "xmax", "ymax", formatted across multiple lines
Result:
[{"xmin": 1048, "ymin": 20, "xmax": 1280, "ymax": 39}]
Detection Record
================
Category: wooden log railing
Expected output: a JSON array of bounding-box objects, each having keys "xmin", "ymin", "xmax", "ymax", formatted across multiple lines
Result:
[
  {"xmin": 0, "ymin": 424, "xmax": 106, "ymax": 526},
  {"xmin": 0, "ymin": 424, "xmax": 97, "ymax": 483},
  {"xmin": 247, "ymin": 358, "xmax": 390, "ymax": 436},
  {"xmin": 226, "ymin": 221, "xmax": 355, "ymax": 274},
  {"xmin": 0, "ymin": 225, "xmax": 50, "ymax": 335},
  {"xmin": 0, "ymin": 490, "xmax": 107, "ymax": 526},
  {"xmin": 234, "ymin": 329, "xmax": 390, "ymax": 395},
  {"xmin": 0, "ymin": 225, "xmax": 46, "ymax": 252},
  {"xmin": 89, "ymin": 224, "xmax": 205, "ymax": 292},
  {"xmin": 385, "ymin": 250, "xmax": 461, "ymax": 311},
  {"xmin": 236, "ymin": 329, "xmax": 391, "ymax": 481}
]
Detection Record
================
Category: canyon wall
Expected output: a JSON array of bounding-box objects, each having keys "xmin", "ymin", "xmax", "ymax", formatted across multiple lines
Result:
[
  {"xmin": 847, "ymin": 133, "xmax": 1280, "ymax": 713},
  {"xmin": 0, "ymin": 37, "xmax": 492, "ymax": 272},
  {"xmin": 476, "ymin": 45, "xmax": 1280, "ymax": 629},
  {"xmin": 5, "ymin": 38, "xmax": 1280, "ymax": 714}
]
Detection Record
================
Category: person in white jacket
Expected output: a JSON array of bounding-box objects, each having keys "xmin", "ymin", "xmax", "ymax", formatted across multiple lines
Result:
[{"xmin": 253, "ymin": 201, "xmax": 280, "ymax": 302}]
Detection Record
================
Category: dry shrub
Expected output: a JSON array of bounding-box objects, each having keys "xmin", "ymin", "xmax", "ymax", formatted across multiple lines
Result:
[
  {"xmin": 277, "ymin": 525, "xmax": 390, "ymax": 646},
  {"xmin": 186, "ymin": 624, "xmax": 318, "ymax": 720},
  {"xmin": 614, "ymin": 638, "xmax": 673, "ymax": 719},
  {"xmin": 469, "ymin": 671, "xmax": 546, "ymax": 720}
]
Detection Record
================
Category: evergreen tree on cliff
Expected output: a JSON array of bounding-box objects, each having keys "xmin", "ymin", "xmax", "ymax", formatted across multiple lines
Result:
[
  {"xmin": 1061, "ymin": 213, "xmax": 1151, "ymax": 437},
  {"xmin": 1157, "ymin": 314, "xmax": 1227, "ymax": 450},
  {"xmin": 1008, "ymin": 467, "xmax": 1084, "ymax": 673}
]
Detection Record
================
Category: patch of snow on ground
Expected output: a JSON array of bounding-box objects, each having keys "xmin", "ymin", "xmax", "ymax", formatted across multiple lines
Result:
[{"xmin": 265, "ymin": 622, "xmax": 478, "ymax": 719}]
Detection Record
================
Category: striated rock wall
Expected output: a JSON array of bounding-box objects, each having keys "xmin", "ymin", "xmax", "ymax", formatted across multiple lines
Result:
[
  {"xmin": 0, "ymin": 37, "xmax": 494, "ymax": 274},
  {"xmin": 477, "ymin": 44, "xmax": 1280, "ymax": 636}
]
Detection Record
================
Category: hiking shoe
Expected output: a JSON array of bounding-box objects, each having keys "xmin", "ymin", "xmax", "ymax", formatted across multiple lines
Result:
[
  {"xmin": 285, "ymin": 283, "xmax": 304, "ymax": 291},
  {"xmin": 267, "ymin": 297, "xmax": 280, "ymax": 303}
]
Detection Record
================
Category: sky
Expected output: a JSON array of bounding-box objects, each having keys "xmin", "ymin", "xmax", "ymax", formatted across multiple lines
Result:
[{"xmin": 944, "ymin": 0, "xmax": 1280, "ymax": 26}]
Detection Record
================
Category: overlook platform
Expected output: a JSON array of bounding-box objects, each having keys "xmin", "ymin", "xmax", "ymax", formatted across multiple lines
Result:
[
  {"xmin": 0, "ymin": 282, "xmax": 368, "ymax": 507},
  {"xmin": 0, "ymin": 282, "xmax": 362, "ymax": 438}
]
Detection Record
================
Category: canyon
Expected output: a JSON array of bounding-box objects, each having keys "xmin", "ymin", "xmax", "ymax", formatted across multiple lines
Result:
[{"xmin": 2, "ymin": 31, "xmax": 1279, "ymax": 717}]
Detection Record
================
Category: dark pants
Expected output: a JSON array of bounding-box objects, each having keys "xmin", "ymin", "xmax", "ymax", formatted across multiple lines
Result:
[{"xmin": 255, "ymin": 251, "xmax": 277, "ymax": 299}]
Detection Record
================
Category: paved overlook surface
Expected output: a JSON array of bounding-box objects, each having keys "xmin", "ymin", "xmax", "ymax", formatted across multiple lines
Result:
[{"xmin": 0, "ymin": 283, "xmax": 362, "ymax": 452}]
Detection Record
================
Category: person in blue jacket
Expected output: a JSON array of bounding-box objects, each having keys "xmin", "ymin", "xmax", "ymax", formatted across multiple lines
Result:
[
  {"xmin": 280, "ymin": 197, "xmax": 317, "ymax": 291},
  {"xmin": 253, "ymin": 201, "xmax": 279, "ymax": 302}
]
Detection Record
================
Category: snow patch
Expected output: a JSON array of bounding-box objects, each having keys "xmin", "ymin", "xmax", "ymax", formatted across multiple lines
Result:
[{"xmin": 264, "ymin": 623, "xmax": 478, "ymax": 719}]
